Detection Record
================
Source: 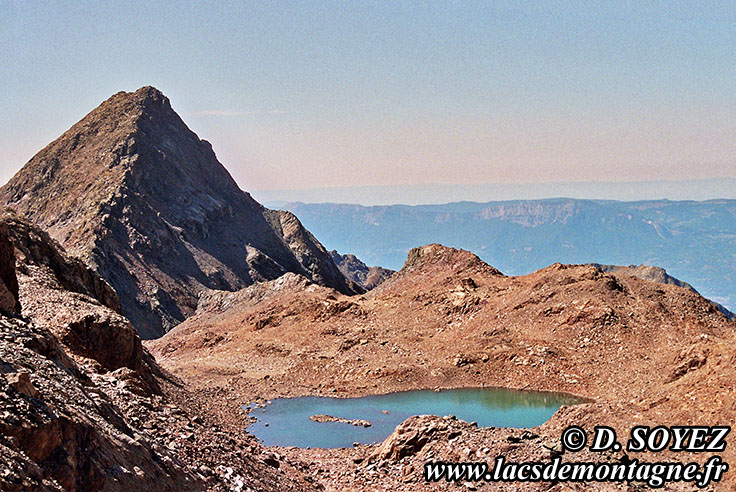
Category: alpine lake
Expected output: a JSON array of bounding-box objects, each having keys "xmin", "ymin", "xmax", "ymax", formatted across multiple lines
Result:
[{"xmin": 245, "ymin": 387, "xmax": 584, "ymax": 448}]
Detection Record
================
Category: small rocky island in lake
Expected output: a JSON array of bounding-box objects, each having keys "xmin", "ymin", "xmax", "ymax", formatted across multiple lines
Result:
[{"xmin": 310, "ymin": 414, "xmax": 372, "ymax": 427}]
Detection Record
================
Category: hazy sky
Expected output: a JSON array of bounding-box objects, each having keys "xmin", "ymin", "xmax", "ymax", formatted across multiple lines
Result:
[{"xmin": 2, "ymin": 1, "xmax": 735, "ymax": 197}]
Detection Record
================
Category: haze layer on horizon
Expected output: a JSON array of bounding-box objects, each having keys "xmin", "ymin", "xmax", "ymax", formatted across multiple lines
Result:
[
  {"xmin": 2, "ymin": 2, "xmax": 735, "ymax": 194},
  {"xmin": 253, "ymin": 179, "xmax": 736, "ymax": 207}
]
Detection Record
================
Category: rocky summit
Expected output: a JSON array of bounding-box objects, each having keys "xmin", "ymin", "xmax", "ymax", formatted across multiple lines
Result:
[{"xmin": 0, "ymin": 87, "xmax": 360, "ymax": 338}]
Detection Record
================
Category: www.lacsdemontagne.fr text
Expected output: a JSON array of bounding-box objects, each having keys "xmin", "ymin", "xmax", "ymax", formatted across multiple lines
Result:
[{"xmin": 425, "ymin": 455, "xmax": 728, "ymax": 488}]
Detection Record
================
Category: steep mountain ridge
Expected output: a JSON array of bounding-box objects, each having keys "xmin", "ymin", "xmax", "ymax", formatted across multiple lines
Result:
[{"xmin": 0, "ymin": 87, "xmax": 359, "ymax": 338}]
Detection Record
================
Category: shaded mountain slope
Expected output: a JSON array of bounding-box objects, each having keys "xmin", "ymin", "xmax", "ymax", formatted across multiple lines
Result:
[
  {"xmin": 0, "ymin": 212, "xmax": 318, "ymax": 492},
  {"xmin": 0, "ymin": 87, "xmax": 359, "ymax": 338},
  {"xmin": 329, "ymin": 250, "xmax": 394, "ymax": 290}
]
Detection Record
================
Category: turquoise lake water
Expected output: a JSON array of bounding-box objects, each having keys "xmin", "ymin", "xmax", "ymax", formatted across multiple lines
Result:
[{"xmin": 246, "ymin": 387, "xmax": 582, "ymax": 448}]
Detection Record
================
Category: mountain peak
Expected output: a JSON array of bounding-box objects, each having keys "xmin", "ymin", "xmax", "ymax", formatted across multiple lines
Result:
[
  {"xmin": 402, "ymin": 244, "xmax": 502, "ymax": 276},
  {"xmin": 0, "ymin": 88, "xmax": 359, "ymax": 337},
  {"xmin": 0, "ymin": 86, "xmax": 216, "ymax": 255},
  {"xmin": 66, "ymin": 85, "xmax": 176, "ymax": 142},
  {"xmin": 132, "ymin": 84, "xmax": 166, "ymax": 99},
  {"xmin": 106, "ymin": 85, "xmax": 170, "ymax": 112}
]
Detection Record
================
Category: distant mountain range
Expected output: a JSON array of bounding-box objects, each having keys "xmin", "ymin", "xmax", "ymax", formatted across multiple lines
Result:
[{"xmin": 278, "ymin": 199, "xmax": 736, "ymax": 311}]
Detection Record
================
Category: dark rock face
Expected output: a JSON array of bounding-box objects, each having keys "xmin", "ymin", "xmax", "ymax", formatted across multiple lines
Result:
[
  {"xmin": 2, "ymin": 213, "xmax": 119, "ymax": 312},
  {"xmin": 0, "ymin": 86, "xmax": 360, "ymax": 338},
  {"xmin": 0, "ymin": 222, "xmax": 20, "ymax": 314},
  {"xmin": 329, "ymin": 250, "xmax": 394, "ymax": 290}
]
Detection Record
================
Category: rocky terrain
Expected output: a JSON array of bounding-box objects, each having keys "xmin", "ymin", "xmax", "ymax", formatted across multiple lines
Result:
[
  {"xmin": 0, "ymin": 87, "xmax": 360, "ymax": 338},
  {"xmin": 0, "ymin": 213, "xmax": 317, "ymax": 492},
  {"xmin": 151, "ymin": 244, "xmax": 736, "ymax": 490},
  {"xmin": 329, "ymin": 250, "xmax": 394, "ymax": 290},
  {"xmin": 589, "ymin": 263, "xmax": 734, "ymax": 319},
  {"xmin": 590, "ymin": 263, "xmax": 696, "ymax": 290}
]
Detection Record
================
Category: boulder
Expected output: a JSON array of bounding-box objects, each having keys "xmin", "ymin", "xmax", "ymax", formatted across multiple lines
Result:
[{"xmin": 370, "ymin": 415, "xmax": 462, "ymax": 462}]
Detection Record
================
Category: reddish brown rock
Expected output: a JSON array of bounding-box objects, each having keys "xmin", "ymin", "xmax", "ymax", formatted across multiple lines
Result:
[
  {"xmin": 7, "ymin": 371, "xmax": 39, "ymax": 398},
  {"xmin": 370, "ymin": 415, "xmax": 461, "ymax": 462},
  {"xmin": 0, "ymin": 316, "xmax": 195, "ymax": 492},
  {"xmin": 1, "ymin": 212, "xmax": 150, "ymax": 378},
  {"xmin": 151, "ymin": 243, "xmax": 736, "ymax": 490}
]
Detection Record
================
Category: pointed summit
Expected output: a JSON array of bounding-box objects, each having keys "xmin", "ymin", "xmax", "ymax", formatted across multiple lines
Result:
[
  {"xmin": 104, "ymin": 85, "xmax": 171, "ymax": 111},
  {"xmin": 1, "ymin": 87, "xmax": 360, "ymax": 338}
]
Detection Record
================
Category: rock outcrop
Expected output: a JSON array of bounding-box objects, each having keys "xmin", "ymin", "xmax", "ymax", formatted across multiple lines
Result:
[
  {"xmin": 0, "ymin": 316, "xmax": 197, "ymax": 492},
  {"xmin": 0, "ymin": 86, "xmax": 360, "ymax": 338},
  {"xmin": 369, "ymin": 415, "xmax": 462, "ymax": 462},
  {"xmin": 373, "ymin": 243, "xmax": 504, "ymax": 296},
  {"xmin": 590, "ymin": 263, "xmax": 734, "ymax": 319},
  {"xmin": 590, "ymin": 263, "xmax": 694, "ymax": 289},
  {"xmin": 0, "ymin": 316, "xmax": 317, "ymax": 492},
  {"xmin": 0, "ymin": 221, "xmax": 20, "ymax": 314},
  {"xmin": 1, "ymin": 212, "xmax": 152, "ymax": 380},
  {"xmin": 329, "ymin": 250, "xmax": 394, "ymax": 290},
  {"xmin": 402, "ymin": 243, "xmax": 503, "ymax": 276}
]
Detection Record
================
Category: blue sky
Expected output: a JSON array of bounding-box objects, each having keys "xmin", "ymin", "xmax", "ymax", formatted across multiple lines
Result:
[{"xmin": 2, "ymin": 1, "xmax": 735, "ymax": 199}]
